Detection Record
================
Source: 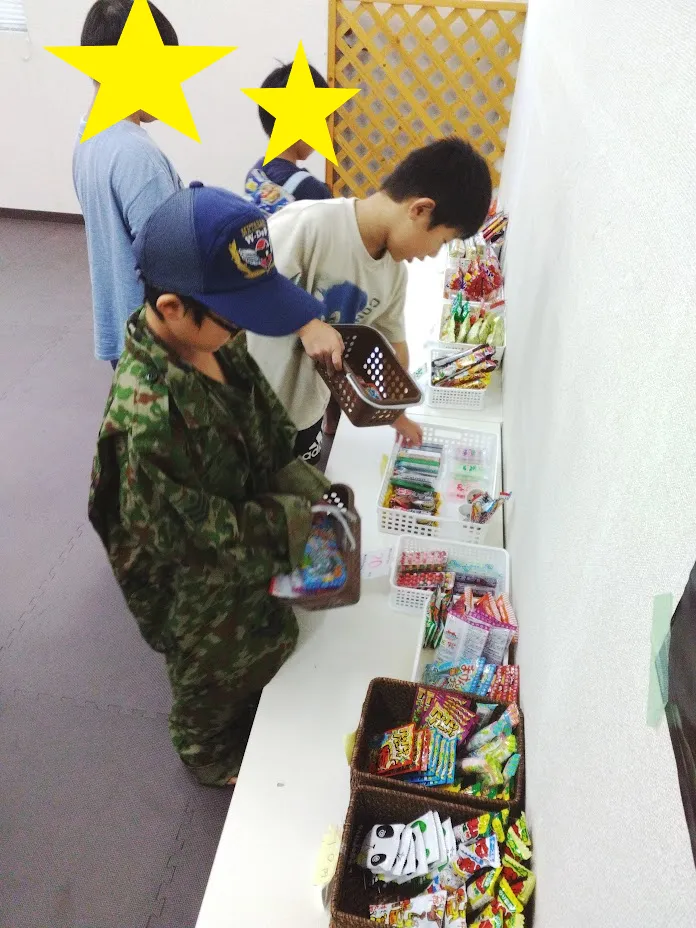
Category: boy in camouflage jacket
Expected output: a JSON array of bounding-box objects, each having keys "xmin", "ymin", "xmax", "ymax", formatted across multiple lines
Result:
[{"xmin": 88, "ymin": 183, "xmax": 345, "ymax": 786}]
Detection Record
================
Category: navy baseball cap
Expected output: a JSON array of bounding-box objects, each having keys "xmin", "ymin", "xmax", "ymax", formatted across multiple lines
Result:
[{"xmin": 133, "ymin": 182, "xmax": 323, "ymax": 336}]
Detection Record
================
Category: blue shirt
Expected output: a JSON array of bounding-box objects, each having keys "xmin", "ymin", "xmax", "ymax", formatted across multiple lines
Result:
[
  {"xmin": 244, "ymin": 157, "xmax": 331, "ymax": 216},
  {"xmin": 73, "ymin": 118, "xmax": 182, "ymax": 361}
]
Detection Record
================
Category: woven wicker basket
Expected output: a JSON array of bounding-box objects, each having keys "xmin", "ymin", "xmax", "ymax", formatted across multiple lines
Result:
[
  {"xmin": 349, "ymin": 678, "xmax": 524, "ymax": 813},
  {"xmin": 317, "ymin": 325, "xmax": 422, "ymax": 427},
  {"xmin": 275, "ymin": 485, "xmax": 361, "ymax": 610},
  {"xmin": 330, "ymin": 785, "xmax": 487, "ymax": 928}
]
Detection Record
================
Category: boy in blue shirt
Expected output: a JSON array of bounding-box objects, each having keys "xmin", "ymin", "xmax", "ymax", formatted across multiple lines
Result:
[
  {"xmin": 73, "ymin": 1, "xmax": 183, "ymax": 369},
  {"xmin": 245, "ymin": 62, "xmax": 332, "ymax": 216}
]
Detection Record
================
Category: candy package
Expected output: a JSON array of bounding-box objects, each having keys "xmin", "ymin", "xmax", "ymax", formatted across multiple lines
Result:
[
  {"xmin": 400, "ymin": 549, "xmax": 448, "ymax": 572},
  {"xmin": 353, "ymin": 375, "xmax": 383, "ymax": 402},
  {"xmin": 290, "ymin": 514, "xmax": 346, "ymax": 594},
  {"xmin": 445, "ymin": 249, "xmax": 504, "ymax": 302},
  {"xmin": 269, "ymin": 512, "xmax": 346, "ymax": 598},
  {"xmin": 369, "ymin": 890, "xmax": 447, "ymax": 924}
]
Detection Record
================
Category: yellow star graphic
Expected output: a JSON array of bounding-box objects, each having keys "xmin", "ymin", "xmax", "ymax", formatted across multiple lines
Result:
[
  {"xmin": 243, "ymin": 42, "xmax": 359, "ymax": 166},
  {"xmin": 45, "ymin": 0, "xmax": 235, "ymax": 143}
]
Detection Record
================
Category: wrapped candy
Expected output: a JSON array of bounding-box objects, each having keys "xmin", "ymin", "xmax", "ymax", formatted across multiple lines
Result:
[
  {"xmin": 488, "ymin": 315, "xmax": 505, "ymax": 347},
  {"xmin": 467, "ymin": 866, "xmax": 502, "ymax": 912},
  {"xmin": 288, "ymin": 515, "xmax": 346, "ymax": 594}
]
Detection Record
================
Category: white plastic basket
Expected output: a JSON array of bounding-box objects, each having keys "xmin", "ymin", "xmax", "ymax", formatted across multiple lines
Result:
[
  {"xmin": 378, "ymin": 422, "xmax": 499, "ymax": 543},
  {"xmin": 389, "ymin": 535, "xmax": 510, "ymax": 614},
  {"xmin": 426, "ymin": 345, "xmax": 497, "ymax": 412}
]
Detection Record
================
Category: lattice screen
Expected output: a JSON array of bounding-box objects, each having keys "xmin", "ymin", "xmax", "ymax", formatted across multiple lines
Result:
[{"xmin": 327, "ymin": 0, "xmax": 526, "ymax": 197}]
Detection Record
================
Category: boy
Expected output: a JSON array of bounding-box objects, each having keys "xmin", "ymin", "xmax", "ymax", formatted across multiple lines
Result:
[
  {"xmin": 88, "ymin": 183, "xmax": 344, "ymax": 786},
  {"xmin": 73, "ymin": 1, "xmax": 183, "ymax": 369},
  {"xmin": 247, "ymin": 137, "xmax": 493, "ymax": 461},
  {"xmin": 244, "ymin": 62, "xmax": 332, "ymax": 216}
]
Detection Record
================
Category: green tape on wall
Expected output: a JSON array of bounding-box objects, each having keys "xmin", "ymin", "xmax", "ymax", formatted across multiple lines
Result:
[{"xmin": 647, "ymin": 593, "xmax": 674, "ymax": 728}]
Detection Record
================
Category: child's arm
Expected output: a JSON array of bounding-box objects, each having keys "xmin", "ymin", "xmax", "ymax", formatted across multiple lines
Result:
[
  {"xmin": 123, "ymin": 451, "xmax": 327, "ymax": 579},
  {"xmin": 112, "ymin": 150, "xmax": 181, "ymax": 243},
  {"xmin": 267, "ymin": 206, "xmax": 343, "ymax": 369},
  {"xmin": 372, "ymin": 272, "xmax": 424, "ymax": 447}
]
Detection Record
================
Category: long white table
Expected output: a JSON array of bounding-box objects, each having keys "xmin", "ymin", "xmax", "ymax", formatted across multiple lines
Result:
[{"xmin": 196, "ymin": 411, "xmax": 503, "ymax": 928}]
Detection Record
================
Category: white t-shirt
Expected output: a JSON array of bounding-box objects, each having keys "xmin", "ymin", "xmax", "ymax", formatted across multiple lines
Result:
[{"xmin": 246, "ymin": 198, "xmax": 408, "ymax": 431}]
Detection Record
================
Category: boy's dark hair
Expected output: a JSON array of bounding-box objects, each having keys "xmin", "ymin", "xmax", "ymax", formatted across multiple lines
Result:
[
  {"xmin": 143, "ymin": 283, "xmax": 211, "ymax": 328},
  {"xmin": 381, "ymin": 137, "xmax": 493, "ymax": 240},
  {"xmin": 81, "ymin": 0, "xmax": 178, "ymax": 46},
  {"xmin": 257, "ymin": 62, "xmax": 329, "ymax": 137}
]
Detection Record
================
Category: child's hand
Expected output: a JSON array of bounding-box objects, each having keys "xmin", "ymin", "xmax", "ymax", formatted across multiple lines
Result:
[
  {"xmin": 298, "ymin": 320, "xmax": 344, "ymax": 371},
  {"xmin": 392, "ymin": 414, "xmax": 423, "ymax": 447}
]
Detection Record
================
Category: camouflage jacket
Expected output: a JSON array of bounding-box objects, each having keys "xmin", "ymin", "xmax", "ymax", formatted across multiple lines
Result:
[{"xmin": 88, "ymin": 308, "xmax": 330, "ymax": 652}]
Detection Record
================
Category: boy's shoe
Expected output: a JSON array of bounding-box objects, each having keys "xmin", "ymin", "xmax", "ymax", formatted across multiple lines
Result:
[{"xmin": 323, "ymin": 399, "xmax": 341, "ymax": 437}]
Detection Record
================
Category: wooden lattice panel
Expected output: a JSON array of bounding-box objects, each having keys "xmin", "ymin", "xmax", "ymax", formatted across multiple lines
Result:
[{"xmin": 327, "ymin": 0, "xmax": 526, "ymax": 198}]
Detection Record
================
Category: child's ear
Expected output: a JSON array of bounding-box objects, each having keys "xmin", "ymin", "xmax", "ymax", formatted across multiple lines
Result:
[
  {"xmin": 409, "ymin": 198, "xmax": 436, "ymax": 223},
  {"xmin": 156, "ymin": 294, "xmax": 186, "ymax": 322}
]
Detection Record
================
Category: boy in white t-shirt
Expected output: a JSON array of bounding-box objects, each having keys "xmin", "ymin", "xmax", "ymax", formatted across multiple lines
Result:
[{"xmin": 246, "ymin": 137, "xmax": 493, "ymax": 464}]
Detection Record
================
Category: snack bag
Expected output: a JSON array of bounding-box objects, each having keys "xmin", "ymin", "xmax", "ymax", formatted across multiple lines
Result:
[{"xmin": 291, "ymin": 514, "xmax": 346, "ymax": 594}]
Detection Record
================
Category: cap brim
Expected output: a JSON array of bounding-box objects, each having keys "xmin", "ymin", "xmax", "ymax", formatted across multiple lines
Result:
[{"xmin": 191, "ymin": 273, "xmax": 322, "ymax": 337}]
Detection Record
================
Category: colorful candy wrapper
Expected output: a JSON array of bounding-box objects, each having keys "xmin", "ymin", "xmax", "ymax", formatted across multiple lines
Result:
[
  {"xmin": 423, "ymin": 703, "xmax": 464, "ymax": 741},
  {"xmin": 444, "ymin": 887, "xmax": 468, "ymax": 928},
  {"xmin": 359, "ymin": 823, "xmax": 406, "ymax": 874},
  {"xmin": 488, "ymin": 665, "xmax": 520, "ymax": 703},
  {"xmin": 478, "ymin": 592, "xmax": 502, "ymax": 622},
  {"xmin": 477, "ymin": 734, "xmax": 517, "ymax": 767},
  {"xmin": 401, "ymin": 550, "xmax": 448, "ymax": 572},
  {"xmin": 368, "ymin": 901, "xmax": 391, "ymax": 923},
  {"xmin": 502, "ymin": 854, "xmax": 535, "ymax": 905},
  {"xmin": 467, "ymin": 705, "xmax": 520, "ymax": 753},
  {"xmin": 496, "ymin": 593, "xmax": 519, "ymax": 642},
  {"xmin": 503, "ymin": 753, "xmax": 521, "ymax": 784},
  {"xmin": 497, "ymin": 877, "xmax": 524, "ymax": 915},
  {"xmin": 290, "ymin": 515, "xmax": 346, "ymax": 593},
  {"xmin": 492, "ymin": 813, "xmax": 507, "ymax": 845},
  {"xmin": 438, "ymin": 860, "xmax": 467, "ymax": 893},
  {"xmin": 470, "ymin": 916, "xmax": 503, "ymax": 928},
  {"xmin": 476, "ymin": 703, "xmax": 497, "ymax": 725},
  {"xmin": 459, "ymin": 754, "xmax": 504, "ymax": 787},
  {"xmin": 452, "ymin": 853, "xmax": 484, "ymax": 880},
  {"xmin": 505, "ymin": 828, "xmax": 531, "ymax": 863},
  {"xmin": 467, "ymin": 866, "xmax": 502, "ymax": 912},
  {"xmin": 476, "ymin": 661, "xmax": 497, "ymax": 694},
  {"xmin": 376, "ymin": 723, "xmax": 417, "ymax": 775},
  {"xmin": 413, "ymin": 686, "xmax": 437, "ymax": 725},
  {"xmin": 480, "ymin": 900, "xmax": 506, "ymax": 920},
  {"xmin": 464, "ymin": 835, "xmax": 501, "ymax": 870},
  {"xmin": 454, "ymin": 813, "xmax": 491, "ymax": 844}
]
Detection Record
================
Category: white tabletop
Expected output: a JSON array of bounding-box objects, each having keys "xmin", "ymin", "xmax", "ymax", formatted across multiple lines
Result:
[
  {"xmin": 196, "ymin": 254, "xmax": 505, "ymax": 928},
  {"xmin": 196, "ymin": 414, "xmax": 504, "ymax": 928}
]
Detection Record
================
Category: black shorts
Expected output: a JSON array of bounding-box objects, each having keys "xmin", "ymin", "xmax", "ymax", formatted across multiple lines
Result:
[{"xmin": 294, "ymin": 419, "xmax": 323, "ymax": 465}]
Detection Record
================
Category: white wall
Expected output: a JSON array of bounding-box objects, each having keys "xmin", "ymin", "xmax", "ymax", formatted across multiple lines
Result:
[
  {"xmin": 0, "ymin": 0, "xmax": 328, "ymax": 212},
  {"xmin": 499, "ymin": 0, "xmax": 696, "ymax": 923}
]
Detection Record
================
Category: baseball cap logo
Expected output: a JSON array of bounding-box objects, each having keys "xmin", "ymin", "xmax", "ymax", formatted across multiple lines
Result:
[{"xmin": 228, "ymin": 217, "xmax": 275, "ymax": 280}]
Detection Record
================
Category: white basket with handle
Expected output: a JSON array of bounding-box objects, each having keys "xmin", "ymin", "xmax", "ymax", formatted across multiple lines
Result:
[
  {"xmin": 378, "ymin": 422, "xmax": 499, "ymax": 543},
  {"xmin": 389, "ymin": 535, "xmax": 510, "ymax": 614}
]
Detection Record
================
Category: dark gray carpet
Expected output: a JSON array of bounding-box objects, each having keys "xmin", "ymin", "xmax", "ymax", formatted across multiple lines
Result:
[{"xmin": 0, "ymin": 216, "xmax": 231, "ymax": 928}]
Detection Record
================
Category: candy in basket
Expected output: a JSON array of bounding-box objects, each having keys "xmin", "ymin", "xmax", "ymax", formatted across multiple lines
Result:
[{"xmin": 269, "ymin": 485, "xmax": 361, "ymax": 609}]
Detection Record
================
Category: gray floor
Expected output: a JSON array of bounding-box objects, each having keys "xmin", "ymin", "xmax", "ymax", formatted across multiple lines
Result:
[{"xmin": 0, "ymin": 216, "xmax": 236, "ymax": 928}]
